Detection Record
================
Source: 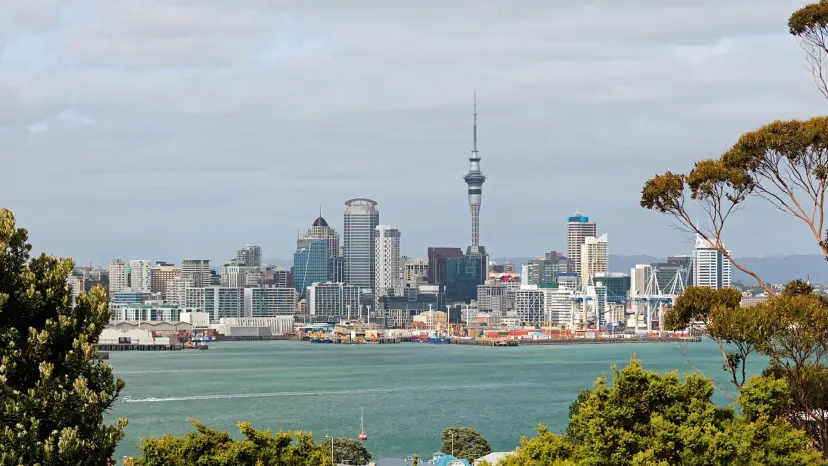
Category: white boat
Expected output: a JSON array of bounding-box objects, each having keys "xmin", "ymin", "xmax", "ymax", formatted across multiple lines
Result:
[{"xmin": 122, "ymin": 396, "xmax": 132, "ymax": 402}]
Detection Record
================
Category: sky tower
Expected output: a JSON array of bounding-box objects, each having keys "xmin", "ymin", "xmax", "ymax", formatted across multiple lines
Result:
[{"xmin": 463, "ymin": 92, "xmax": 487, "ymax": 255}]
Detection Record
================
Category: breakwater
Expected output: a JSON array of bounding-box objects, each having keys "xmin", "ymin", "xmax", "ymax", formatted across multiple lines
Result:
[{"xmin": 97, "ymin": 343, "xmax": 180, "ymax": 351}]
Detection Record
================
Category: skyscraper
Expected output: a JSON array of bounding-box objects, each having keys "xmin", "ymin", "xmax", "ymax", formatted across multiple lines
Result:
[
  {"xmin": 343, "ymin": 198, "xmax": 379, "ymax": 294},
  {"xmin": 128, "ymin": 260, "xmax": 152, "ymax": 292},
  {"xmin": 305, "ymin": 212, "xmax": 341, "ymax": 258},
  {"xmin": 693, "ymin": 235, "xmax": 732, "ymax": 289},
  {"xmin": 293, "ymin": 238, "xmax": 329, "ymax": 296},
  {"xmin": 151, "ymin": 262, "xmax": 180, "ymax": 297},
  {"xmin": 109, "ymin": 259, "xmax": 128, "ymax": 296},
  {"xmin": 463, "ymin": 93, "xmax": 487, "ymax": 255},
  {"xmin": 580, "ymin": 234, "xmax": 608, "ymax": 290},
  {"xmin": 567, "ymin": 210, "xmax": 597, "ymax": 281},
  {"xmin": 181, "ymin": 259, "xmax": 211, "ymax": 288},
  {"xmin": 375, "ymin": 225, "xmax": 402, "ymax": 297},
  {"xmin": 235, "ymin": 244, "xmax": 262, "ymax": 267}
]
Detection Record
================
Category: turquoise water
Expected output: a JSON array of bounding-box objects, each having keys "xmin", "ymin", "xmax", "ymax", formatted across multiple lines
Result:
[{"xmin": 108, "ymin": 340, "xmax": 753, "ymax": 461}]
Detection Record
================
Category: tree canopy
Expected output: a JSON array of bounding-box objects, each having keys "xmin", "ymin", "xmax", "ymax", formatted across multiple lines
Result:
[
  {"xmin": 439, "ymin": 427, "xmax": 492, "ymax": 462},
  {"xmin": 135, "ymin": 420, "xmax": 329, "ymax": 466},
  {"xmin": 501, "ymin": 359, "xmax": 825, "ymax": 466},
  {"xmin": 319, "ymin": 437, "xmax": 372, "ymax": 465},
  {"xmin": 0, "ymin": 208, "xmax": 126, "ymax": 465}
]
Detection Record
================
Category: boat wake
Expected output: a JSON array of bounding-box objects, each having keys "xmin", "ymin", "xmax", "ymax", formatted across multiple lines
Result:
[{"xmin": 121, "ymin": 382, "xmax": 524, "ymax": 403}]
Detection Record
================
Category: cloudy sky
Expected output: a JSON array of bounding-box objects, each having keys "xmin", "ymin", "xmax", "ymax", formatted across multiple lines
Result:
[{"xmin": 1, "ymin": 0, "xmax": 825, "ymax": 266}]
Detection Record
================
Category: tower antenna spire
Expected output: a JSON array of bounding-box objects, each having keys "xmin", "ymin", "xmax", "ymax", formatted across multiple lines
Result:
[{"xmin": 472, "ymin": 90, "xmax": 478, "ymax": 154}]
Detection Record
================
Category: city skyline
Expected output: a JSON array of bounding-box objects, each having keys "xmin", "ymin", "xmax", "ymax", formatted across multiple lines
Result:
[{"xmin": 2, "ymin": 1, "xmax": 825, "ymax": 264}]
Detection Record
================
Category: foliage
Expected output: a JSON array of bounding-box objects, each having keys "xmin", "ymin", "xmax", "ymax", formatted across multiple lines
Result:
[
  {"xmin": 439, "ymin": 427, "xmax": 492, "ymax": 462},
  {"xmin": 319, "ymin": 437, "xmax": 372, "ymax": 465},
  {"xmin": 790, "ymin": 0, "xmax": 828, "ymax": 100},
  {"xmin": 135, "ymin": 419, "xmax": 329, "ymax": 466},
  {"xmin": 0, "ymin": 208, "xmax": 126, "ymax": 465},
  {"xmin": 501, "ymin": 360, "xmax": 824, "ymax": 466}
]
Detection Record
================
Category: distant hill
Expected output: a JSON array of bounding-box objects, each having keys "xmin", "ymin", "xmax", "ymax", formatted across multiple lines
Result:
[{"xmin": 494, "ymin": 255, "xmax": 828, "ymax": 285}]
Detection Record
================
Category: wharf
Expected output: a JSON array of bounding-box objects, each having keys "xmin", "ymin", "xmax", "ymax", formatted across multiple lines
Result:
[
  {"xmin": 448, "ymin": 337, "xmax": 701, "ymax": 346},
  {"xmin": 213, "ymin": 334, "xmax": 292, "ymax": 342},
  {"xmin": 333, "ymin": 338, "xmax": 401, "ymax": 344},
  {"xmin": 97, "ymin": 344, "xmax": 180, "ymax": 351}
]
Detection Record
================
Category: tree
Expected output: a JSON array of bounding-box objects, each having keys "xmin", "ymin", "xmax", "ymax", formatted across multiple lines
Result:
[
  {"xmin": 501, "ymin": 359, "xmax": 825, "ymax": 466},
  {"xmin": 439, "ymin": 427, "xmax": 492, "ymax": 462},
  {"xmin": 0, "ymin": 208, "xmax": 127, "ymax": 465},
  {"xmin": 318, "ymin": 437, "xmax": 372, "ymax": 465},
  {"xmin": 790, "ymin": 0, "xmax": 828, "ymax": 100},
  {"xmin": 136, "ymin": 419, "xmax": 329, "ymax": 466}
]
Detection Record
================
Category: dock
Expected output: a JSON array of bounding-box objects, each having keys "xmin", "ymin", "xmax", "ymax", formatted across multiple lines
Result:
[
  {"xmin": 97, "ymin": 343, "xmax": 181, "ymax": 351},
  {"xmin": 448, "ymin": 337, "xmax": 701, "ymax": 346},
  {"xmin": 213, "ymin": 334, "xmax": 292, "ymax": 342}
]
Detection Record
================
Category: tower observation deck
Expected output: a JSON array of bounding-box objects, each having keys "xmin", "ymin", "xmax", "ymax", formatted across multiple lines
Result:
[{"xmin": 464, "ymin": 92, "xmax": 487, "ymax": 255}]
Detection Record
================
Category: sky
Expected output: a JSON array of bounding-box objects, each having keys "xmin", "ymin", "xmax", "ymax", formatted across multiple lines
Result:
[{"xmin": 1, "ymin": 0, "xmax": 826, "ymax": 266}]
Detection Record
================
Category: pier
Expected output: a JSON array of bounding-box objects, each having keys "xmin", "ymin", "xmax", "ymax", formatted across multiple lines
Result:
[
  {"xmin": 447, "ymin": 336, "xmax": 701, "ymax": 346},
  {"xmin": 97, "ymin": 343, "xmax": 181, "ymax": 351},
  {"xmin": 213, "ymin": 334, "xmax": 292, "ymax": 342}
]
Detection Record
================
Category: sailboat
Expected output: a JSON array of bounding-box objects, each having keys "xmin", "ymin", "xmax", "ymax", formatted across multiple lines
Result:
[{"xmin": 358, "ymin": 406, "xmax": 368, "ymax": 441}]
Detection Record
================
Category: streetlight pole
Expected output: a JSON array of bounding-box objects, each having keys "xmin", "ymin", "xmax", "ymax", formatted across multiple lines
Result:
[{"xmin": 325, "ymin": 435, "xmax": 334, "ymax": 466}]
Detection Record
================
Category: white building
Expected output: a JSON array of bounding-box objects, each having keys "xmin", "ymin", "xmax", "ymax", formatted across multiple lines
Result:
[
  {"xmin": 185, "ymin": 286, "xmax": 244, "ymax": 321},
  {"xmin": 514, "ymin": 287, "xmax": 545, "ymax": 324},
  {"xmin": 693, "ymin": 235, "xmax": 732, "ymax": 289},
  {"xmin": 109, "ymin": 259, "xmax": 128, "ymax": 296},
  {"xmin": 413, "ymin": 310, "xmax": 447, "ymax": 329},
  {"xmin": 110, "ymin": 304, "xmax": 200, "ymax": 322},
  {"xmin": 542, "ymin": 288, "xmax": 574, "ymax": 326},
  {"xmin": 179, "ymin": 311, "xmax": 211, "ymax": 328},
  {"xmin": 220, "ymin": 263, "xmax": 249, "ymax": 288},
  {"xmin": 630, "ymin": 264, "xmax": 651, "ymax": 296},
  {"xmin": 236, "ymin": 244, "xmax": 262, "ymax": 267},
  {"xmin": 165, "ymin": 276, "xmax": 188, "ymax": 305},
  {"xmin": 66, "ymin": 275, "xmax": 84, "ymax": 307},
  {"xmin": 128, "ymin": 260, "xmax": 152, "ymax": 292},
  {"xmin": 243, "ymin": 287, "xmax": 297, "ymax": 317},
  {"xmin": 567, "ymin": 211, "xmax": 597, "ymax": 280},
  {"xmin": 580, "ymin": 234, "xmax": 608, "ymax": 290},
  {"xmin": 375, "ymin": 225, "xmax": 402, "ymax": 297},
  {"xmin": 213, "ymin": 316, "xmax": 294, "ymax": 336},
  {"xmin": 307, "ymin": 282, "xmax": 361, "ymax": 323}
]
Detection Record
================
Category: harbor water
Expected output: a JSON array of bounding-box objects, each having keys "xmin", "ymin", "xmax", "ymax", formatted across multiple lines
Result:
[{"xmin": 108, "ymin": 340, "xmax": 755, "ymax": 461}]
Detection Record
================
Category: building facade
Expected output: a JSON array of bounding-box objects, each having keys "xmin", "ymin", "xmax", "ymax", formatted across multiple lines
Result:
[
  {"xmin": 693, "ymin": 235, "xmax": 732, "ymax": 289},
  {"xmin": 580, "ymin": 234, "xmax": 608, "ymax": 289},
  {"xmin": 109, "ymin": 259, "xmax": 128, "ymax": 297},
  {"xmin": 567, "ymin": 211, "xmax": 597, "ymax": 280},
  {"xmin": 293, "ymin": 238, "xmax": 329, "ymax": 296},
  {"xmin": 66, "ymin": 275, "xmax": 84, "ymax": 307},
  {"xmin": 235, "ymin": 244, "xmax": 262, "ymax": 267},
  {"xmin": 305, "ymin": 215, "xmax": 341, "ymax": 259},
  {"xmin": 243, "ymin": 287, "xmax": 297, "ymax": 317},
  {"xmin": 307, "ymin": 282, "xmax": 361, "ymax": 323},
  {"xmin": 151, "ymin": 262, "xmax": 180, "ymax": 297},
  {"xmin": 181, "ymin": 259, "xmax": 211, "ymax": 288},
  {"xmin": 375, "ymin": 225, "xmax": 402, "ymax": 298},
  {"xmin": 403, "ymin": 257, "xmax": 429, "ymax": 288},
  {"xmin": 427, "ymin": 247, "xmax": 464, "ymax": 285},
  {"xmin": 220, "ymin": 263, "xmax": 249, "ymax": 288},
  {"xmin": 443, "ymin": 249, "xmax": 488, "ymax": 302},
  {"xmin": 128, "ymin": 260, "xmax": 152, "ymax": 292},
  {"xmin": 185, "ymin": 286, "xmax": 244, "ymax": 321},
  {"xmin": 343, "ymin": 198, "xmax": 379, "ymax": 294}
]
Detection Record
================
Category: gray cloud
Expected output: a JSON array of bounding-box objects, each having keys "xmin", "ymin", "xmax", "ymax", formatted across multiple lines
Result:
[{"xmin": 0, "ymin": 0, "xmax": 823, "ymax": 265}]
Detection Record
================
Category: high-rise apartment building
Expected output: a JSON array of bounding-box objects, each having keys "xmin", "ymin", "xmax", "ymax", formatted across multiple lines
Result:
[
  {"xmin": 220, "ymin": 263, "xmax": 249, "ymax": 288},
  {"xmin": 293, "ymin": 238, "xmax": 329, "ymax": 296},
  {"xmin": 693, "ymin": 236, "xmax": 732, "ymax": 289},
  {"xmin": 343, "ymin": 198, "xmax": 379, "ymax": 294},
  {"xmin": 66, "ymin": 275, "xmax": 84, "ymax": 307},
  {"xmin": 307, "ymin": 282, "xmax": 361, "ymax": 323},
  {"xmin": 128, "ymin": 260, "xmax": 152, "ymax": 292},
  {"xmin": 185, "ymin": 286, "xmax": 244, "ymax": 321},
  {"xmin": 151, "ymin": 262, "xmax": 180, "ymax": 296},
  {"xmin": 181, "ymin": 259, "xmax": 211, "ymax": 288},
  {"xmin": 403, "ymin": 257, "xmax": 428, "ymax": 288},
  {"xmin": 375, "ymin": 225, "xmax": 402, "ymax": 298},
  {"xmin": 243, "ymin": 287, "xmax": 297, "ymax": 317},
  {"xmin": 567, "ymin": 211, "xmax": 597, "ymax": 280},
  {"xmin": 109, "ymin": 259, "xmax": 128, "ymax": 297},
  {"xmin": 235, "ymin": 245, "xmax": 262, "ymax": 267},
  {"xmin": 580, "ymin": 234, "xmax": 608, "ymax": 290},
  {"xmin": 165, "ymin": 276, "xmax": 188, "ymax": 305}
]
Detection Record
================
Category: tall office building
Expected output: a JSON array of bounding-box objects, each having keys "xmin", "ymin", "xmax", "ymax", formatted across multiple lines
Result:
[
  {"xmin": 343, "ymin": 198, "xmax": 379, "ymax": 294},
  {"xmin": 181, "ymin": 259, "xmax": 211, "ymax": 288},
  {"xmin": 427, "ymin": 247, "xmax": 464, "ymax": 284},
  {"xmin": 403, "ymin": 257, "xmax": 429, "ymax": 288},
  {"xmin": 580, "ymin": 234, "xmax": 608, "ymax": 290},
  {"xmin": 293, "ymin": 238, "xmax": 329, "ymax": 296},
  {"xmin": 630, "ymin": 264, "xmax": 651, "ymax": 296},
  {"xmin": 693, "ymin": 235, "xmax": 732, "ymax": 289},
  {"xmin": 220, "ymin": 263, "xmax": 249, "ymax": 288},
  {"xmin": 463, "ymin": 93, "xmax": 487, "ymax": 255},
  {"xmin": 567, "ymin": 210, "xmax": 597, "ymax": 280},
  {"xmin": 375, "ymin": 225, "xmax": 402, "ymax": 297},
  {"xmin": 235, "ymin": 245, "xmax": 262, "ymax": 267},
  {"xmin": 151, "ymin": 262, "xmax": 180, "ymax": 296},
  {"xmin": 128, "ymin": 260, "xmax": 152, "ymax": 292},
  {"xmin": 109, "ymin": 259, "xmax": 128, "ymax": 296},
  {"xmin": 305, "ymin": 213, "xmax": 341, "ymax": 258}
]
